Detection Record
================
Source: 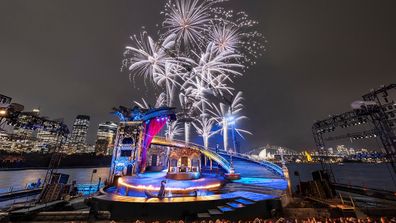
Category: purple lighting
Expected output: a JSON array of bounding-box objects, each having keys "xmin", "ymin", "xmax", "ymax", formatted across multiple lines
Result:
[{"xmin": 139, "ymin": 117, "xmax": 168, "ymax": 172}]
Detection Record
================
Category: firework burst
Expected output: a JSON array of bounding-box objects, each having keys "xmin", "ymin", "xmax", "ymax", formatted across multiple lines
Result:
[
  {"xmin": 122, "ymin": 32, "xmax": 178, "ymax": 84},
  {"xmin": 163, "ymin": 0, "xmax": 212, "ymax": 50},
  {"xmin": 209, "ymin": 23, "xmax": 240, "ymax": 54},
  {"xmin": 192, "ymin": 113, "xmax": 217, "ymax": 149},
  {"xmin": 211, "ymin": 92, "xmax": 252, "ymax": 151},
  {"xmin": 210, "ymin": 8, "xmax": 267, "ymax": 66}
]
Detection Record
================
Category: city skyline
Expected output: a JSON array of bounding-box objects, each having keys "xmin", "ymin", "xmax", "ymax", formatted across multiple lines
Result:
[
  {"xmin": 2, "ymin": 92, "xmax": 391, "ymax": 152},
  {"xmin": 1, "ymin": 0, "xmax": 395, "ymax": 150}
]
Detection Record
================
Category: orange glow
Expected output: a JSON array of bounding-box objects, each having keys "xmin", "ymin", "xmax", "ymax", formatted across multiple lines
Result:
[{"xmin": 0, "ymin": 109, "xmax": 7, "ymax": 116}]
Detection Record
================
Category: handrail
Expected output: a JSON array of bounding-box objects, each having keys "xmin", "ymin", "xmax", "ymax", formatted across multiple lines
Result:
[
  {"xmin": 151, "ymin": 136, "xmax": 284, "ymax": 177},
  {"xmin": 216, "ymin": 151, "xmax": 284, "ymax": 177}
]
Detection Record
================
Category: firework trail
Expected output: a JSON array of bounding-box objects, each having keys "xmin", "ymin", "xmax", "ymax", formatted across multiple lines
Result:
[
  {"xmin": 178, "ymin": 92, "xmax": 197, "ymax": 143},
  {"xmin": 192, "ymin": 113, "xmax": 217, "ymax": 149},
  {"xmin": 210, "ymin": 92, "xmax": 251, "ymax": 151}
]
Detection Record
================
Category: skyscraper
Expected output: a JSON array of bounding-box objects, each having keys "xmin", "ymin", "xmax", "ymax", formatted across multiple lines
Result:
[
  {"xmin": 95, "ymin": 121, "xmax": 118, "ymax": 155},
  {"xmin": 36, "ymin": 129, "xmax": 61, "ymax": 153},
  {"xmin": 12, "ymin": 108, "xmax": 40, "ymax": 138},
  {"xmin": 68, "ymin": 115, "xmax": 90, "ymax": 153}
]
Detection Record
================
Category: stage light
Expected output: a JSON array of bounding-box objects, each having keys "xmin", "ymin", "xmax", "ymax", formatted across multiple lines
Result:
[
  {"xmin": 0, "ymin": 109, "xmax": 7, "ymax": 116},
  {"xmin": 226, "ymin": 115, "xmax": 235, "ymax": 125}
]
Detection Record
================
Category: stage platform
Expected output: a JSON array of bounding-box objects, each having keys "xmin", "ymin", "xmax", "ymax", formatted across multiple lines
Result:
[
  {"xmin": 115, "ymin": 171, "xmax": 224, "ymax": 194},
  {"xmin": 91, "ymin": 190, "xmax": 282, "ymax": 221},
  {"xmin": 95, "ymin": 170, "xmax": 288, "ymax": 220}
]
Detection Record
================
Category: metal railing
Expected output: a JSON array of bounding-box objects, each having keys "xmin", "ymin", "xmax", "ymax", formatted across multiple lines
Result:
[
  {"xmin": 152, "ymin": 136, "xmax": 284, "ymax": 177},
  {"xmin": 216, "ymin": 150, "xmax": 284, "ymax": 177}
]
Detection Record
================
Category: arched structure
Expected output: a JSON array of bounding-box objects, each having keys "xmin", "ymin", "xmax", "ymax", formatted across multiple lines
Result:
[{"xmin": 151, "ymin": 136, "xmax": 232, "ymax": 174}]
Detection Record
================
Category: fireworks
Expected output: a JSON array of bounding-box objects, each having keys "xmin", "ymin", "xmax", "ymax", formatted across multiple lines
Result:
[
  {"xmin": 163, "ymin": 0, "xmax": 212, "ymax": 50},
  {"xmin": 123, "ymin": 33, "xmax": 179, "ymax": 84},
  {"xmin": 209, "ymin": 24, "xmax": 240, "ymax": 54},
  {"xmin": 192, "ymin": 114, "xmax": 217, "ymax": 149},
  {"xmin": 165, "ymin": 120, "xmax": 184, "ymax": 140},
  {"xmin": 123, "ymin": 0, "xmax": 265, "ymax": 149},
  {"xmin": 134, "ymin": 98, "xmax": 150, "ymax": 109},
  {"xmin": 211, "ymin": 92, "xmax": 252, "ymax": 151},
  {"xmin": 178, "ymin": 92, "xmax": 196, "ymax": 143}
]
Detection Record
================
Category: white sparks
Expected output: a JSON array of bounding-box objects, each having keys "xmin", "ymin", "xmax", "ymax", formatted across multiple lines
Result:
[{"xmin": 123, "ymin": 0, "xmax": 264, "ymax": 146}]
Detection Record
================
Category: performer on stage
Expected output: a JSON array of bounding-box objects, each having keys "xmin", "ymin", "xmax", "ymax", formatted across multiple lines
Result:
[
  {"xmin": 144, "ymin": 180, "xmax": 167, "ymax": 199},
  {"xmin": 158, "ymin": 180, "xmax": 166, "ymax": 199}
]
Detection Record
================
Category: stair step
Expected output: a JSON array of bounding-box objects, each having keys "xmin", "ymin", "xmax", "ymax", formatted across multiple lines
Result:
[
  {"xmin": 208, "ymin": 209, "xmax": 222, "ymax": 215},
  {"xmin": 197, "ymin": 212, "xmax": 211, "ymax": 218},
  {"xmin": 234, "ymin": 198, "xmax": 255, "ymax": 205},
  {"xmin": 217, "ymin": 206, "xmax": 234, "ymax": 212},
  {"xmin": 227, "ymin": 202, "xmax": 245, "ymax": 208}
]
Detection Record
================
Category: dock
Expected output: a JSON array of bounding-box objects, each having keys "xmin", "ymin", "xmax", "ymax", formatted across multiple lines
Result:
[{"xmin": 0, "ymin": 188, "xmax": 42, "ymax": 202}]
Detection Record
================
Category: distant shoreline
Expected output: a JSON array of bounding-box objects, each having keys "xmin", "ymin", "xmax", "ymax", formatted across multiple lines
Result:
[
  {"xmin": 0, "ymin": 165, "xmax": 110, "ymax": 171},
  {"xmin": 0, "ymin": 153, "xmax": 112, "ymax": 171}
]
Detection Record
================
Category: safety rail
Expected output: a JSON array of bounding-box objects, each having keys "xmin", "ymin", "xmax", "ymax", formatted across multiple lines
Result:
[
  {"xmin": 218, "ymin": 151, "xmax": 284, "ymax": 177},
  {"xmin": 151, "ymin": 136, "xmax": 284, "ymax": 177}
]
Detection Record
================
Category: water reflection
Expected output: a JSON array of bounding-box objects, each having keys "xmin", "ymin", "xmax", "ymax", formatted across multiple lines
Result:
[
  {"xmin": 286, "ymin": 163, "xmax": 396, "ymax": 192},
  {"xmin": 0, "ymin": 167, "xmax": 110, "ymax": 191}
]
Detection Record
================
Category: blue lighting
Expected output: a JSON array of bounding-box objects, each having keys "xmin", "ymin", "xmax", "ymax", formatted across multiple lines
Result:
[
  {"xmin": 114, "ymin": 111, "xmax": 126, "ymax": 121},
  {"xmin": 226, "ymin": 115, "xmax": 235, "ymax": 125},
  {"xmin": 233, "ymin": 177, "xmax": 288, "ymax": 190}
]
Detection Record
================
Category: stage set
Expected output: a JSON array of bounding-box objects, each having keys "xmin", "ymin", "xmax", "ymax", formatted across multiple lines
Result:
[{"xmin": 92, "ymin": 106, "xmax": 288, "ymax": 220}]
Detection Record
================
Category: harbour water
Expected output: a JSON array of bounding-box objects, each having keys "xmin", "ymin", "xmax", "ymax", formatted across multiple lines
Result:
[
  {"xmin": 0, "ymin": 163, "xmax": 395, "ymax": 193},
  {"xmin": 286, "ymin": 162, "xmax": 396, "ymax": 192},
  {"xmin": 0, "ymin": 167, "xmax": 109, "ymax": 193}
]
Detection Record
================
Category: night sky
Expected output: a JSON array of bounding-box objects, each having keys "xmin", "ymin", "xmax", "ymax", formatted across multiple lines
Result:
[{"xmin": 0, "ymin": 0, "xmax": 395, "ymax": 151}]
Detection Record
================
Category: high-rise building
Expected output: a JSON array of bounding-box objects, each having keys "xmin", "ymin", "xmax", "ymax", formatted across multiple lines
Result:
[
  {"xmin": 36, "ymin": 129, "xmax": 61, "ymax": 153},
  {"xmin": 327, "ymin": 147, "xmax": 334, "ymax": 155},
  {"xmin": 95, "ymin": 121, "xmax": 118, "ymax": 155},
  {"xmin": 12, "ymin": 109, "xmax": 40, "ymax": 138},
  {"xmin": 336, "ymin": 145, "xmax": 349, "ymax": 156},
  {"xmin": 68, "ymin": 115, "xmax": 90, "ymax": 153}
]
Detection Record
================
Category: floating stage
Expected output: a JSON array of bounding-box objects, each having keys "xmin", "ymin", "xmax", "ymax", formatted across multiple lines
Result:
[
  {"xmin": 115, "ymin": 172, "xmax": 224, "ymax": 194},
  {"xmin": 90, "ymin": 106, "xmax": 288, "ymax": 221},
  {"xmin": 93, "ymin": 164, "xmax": 287, "ymax": 220}
]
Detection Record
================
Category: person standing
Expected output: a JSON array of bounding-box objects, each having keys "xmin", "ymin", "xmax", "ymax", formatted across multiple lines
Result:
[{"xmin": 158, "ymin": 180, "xmax": 166, "ymax": 199}]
